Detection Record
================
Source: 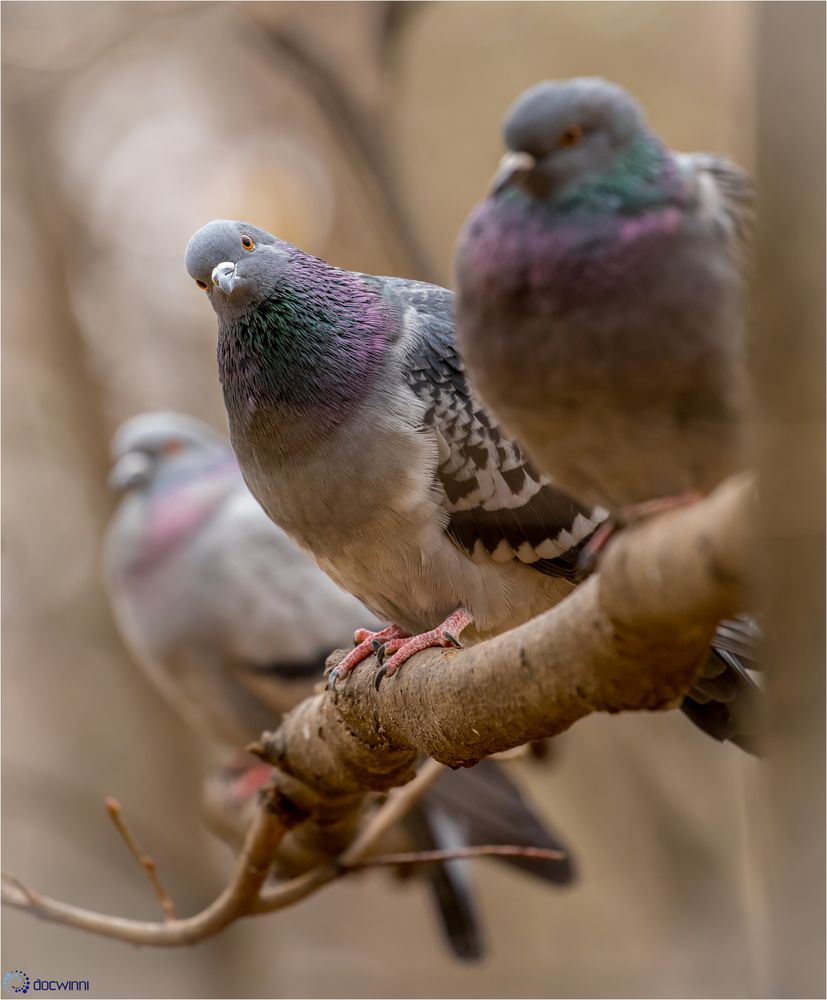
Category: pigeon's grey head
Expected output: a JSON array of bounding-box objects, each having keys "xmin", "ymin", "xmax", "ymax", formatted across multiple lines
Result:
[
  {"xmin": 186, "ymin": 219, "xmax": 292, "ymax": 313},
  {"xmin": 493, "ymin": 78, "xmax": 650, "ymax": 202},
  {"xmin": 108, "ymin": 412, "xmax": 231, "ymax": 495}
]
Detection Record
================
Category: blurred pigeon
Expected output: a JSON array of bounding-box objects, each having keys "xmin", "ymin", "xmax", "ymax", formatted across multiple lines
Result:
[
  {"xmin": 185, "ymin": 223, "xmax": 761, "ymax": 752},
  {"xmin": 104, "ymin": 411, "xmax": 365, "ymax": 746},
  {"xmin": 104, "ymin": 411, "xmax": 575, "ymax": 961},
  {"xmin": 454, "ymin": 77, "xmax": 752, "ymax": 516}
]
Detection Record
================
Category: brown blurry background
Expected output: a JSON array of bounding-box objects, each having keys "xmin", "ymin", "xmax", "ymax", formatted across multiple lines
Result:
[{"xmin": 1, "ymin": 3, "xmax": 820, "ymax": 998}]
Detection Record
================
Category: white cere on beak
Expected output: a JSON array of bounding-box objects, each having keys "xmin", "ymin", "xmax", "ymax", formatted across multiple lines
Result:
[
  {"xmin": 212, "ymin": 261, "xmax": 237, "ymax": 295},
  {"xmin": 108, "ymin": 451, "xmax": 152, "ymax": 494},
  {"xmin": 490, "ymin": 150, "xmax": 537, "ymax": 196}
]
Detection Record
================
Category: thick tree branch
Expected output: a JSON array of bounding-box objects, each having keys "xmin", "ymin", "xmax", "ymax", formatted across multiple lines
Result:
[
  {"xmin": 259, "ymin": 475, "xmax": 753, "ymax": 797},
  {"xmin": 3, "ymin": 475, "xmax": 754, "ymax": 946}
]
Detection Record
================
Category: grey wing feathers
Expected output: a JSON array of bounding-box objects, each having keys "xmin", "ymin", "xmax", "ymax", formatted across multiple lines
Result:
[
  {"xmin": 242, "ymin": 652, "xmax": 330, "ymax": 681},
  {"xmin": 681, "ymin": 617, "xmax": 762, "ymax": 755},
  {"xmin": 386, "ymin": 277, "xmax": 604, "ymax": 579},
  {"xmin": 682, "ymin": 153, "xmax": 754, "ymax": 264},
  {"xmin": 708, "ymin": 616, "xmax": 762, "ymax": 664}
]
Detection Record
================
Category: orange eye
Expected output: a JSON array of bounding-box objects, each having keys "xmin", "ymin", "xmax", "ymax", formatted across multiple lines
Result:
[
  {"xmin": 560, "ymin": 125, "xmax": 584, "ymax": 148},
  {"xmin": 162, "ymin": 440, "xmax": 185, "ymax": 455},
  {"xmin": 240, "ymin": 234, "xmax": 254, "ymax": 251},
  {"xmin": 195, "ymin": 278, "xmax": 208, "ymax": 290}
]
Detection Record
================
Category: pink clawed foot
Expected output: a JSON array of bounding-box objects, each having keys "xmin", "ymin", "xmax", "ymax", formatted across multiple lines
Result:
[
  {"xmin": 230, "ymin": 761, "xmax": 274, "ymax": 805},
  {"xmin": 374, "ymin": 608, "xmax": 474, "ymax": 688},
  {"xmin": 327, "ymin": 624, "xmax": 410, "ymax": 687},
  {"xmin": 575, "ymin": 519, "xmax": 617, "ymax": 578},
  {"xmin": 353, "ymin": 624, "xmax": 399, "ymax": 645},
  {"xmin": 577, "ymin": 491, "xmax": 704, "ymax": 577},
  {"xmin": 213, "ymin": 756, "xmax": 273, "ymax": 809}
]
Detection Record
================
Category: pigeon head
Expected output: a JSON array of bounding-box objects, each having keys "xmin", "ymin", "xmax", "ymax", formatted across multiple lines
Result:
[
  {"xmin": 493, "ymin": 78, "xmax": 657, "ymax": 205},
  {"xmin": 109, "ymin": 412, "xmax": 231, "ymax": 496},
  {"xmin": 185, "ymin": 220, "xmax": 295, "ymax": 313},
  {"xmin": 186, "ymin": 220, "xmax": 392, "ymax": 434}
]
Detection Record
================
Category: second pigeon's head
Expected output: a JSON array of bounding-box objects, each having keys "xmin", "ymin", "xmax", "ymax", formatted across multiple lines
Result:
[
  {"xmin": 108, "ymin": 412, "xmax": 233, "ymax": 497},
  {"xmin": 491, "ymin": 78, "xmax": 654, "ymax": 204},
  {"xmin": 185, "ymin": 220, "xmax": 297, "ymax": 315}
]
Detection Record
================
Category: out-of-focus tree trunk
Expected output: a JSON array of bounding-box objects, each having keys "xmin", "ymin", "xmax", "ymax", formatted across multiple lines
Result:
[{"xmin": 754, "ymin": 4, "xmax": 826, "ymax": 996}]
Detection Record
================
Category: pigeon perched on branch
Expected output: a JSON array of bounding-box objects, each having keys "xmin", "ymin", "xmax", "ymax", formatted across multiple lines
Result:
[
  {"xmin": 187, "ymin": 221, "xmax": 599, "ymax": 682},
  {"xmin": 104, "ymin": 411, "xmax": 575, "ymax": 961},
  {"xmin": 454, "ymin": 77, "xmax": 752, "ymax": 521},
  {"xmin": 185, "ymin": 223, "xmax": 761, "ymax": 752}
]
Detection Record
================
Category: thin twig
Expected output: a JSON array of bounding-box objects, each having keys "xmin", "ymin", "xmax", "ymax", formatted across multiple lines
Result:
[
  {"xmin": 105, "ymin": 798, "xmax": 176, "ymax": 922},
  {"xmin": 0, "ymin": 761, "xmax": 448, "ymax": 938},
  {"xmin": 1, "ymin": 840, "xmax": 563, "ymax": 941},
  {"xmin": 348, "ymin": 844, "xmax": 567, "ymax": 870},
  {"xmin": 338, "ymin": 758, "xmax": 445, "ymax": 866},
  {"xmin": 2, "ymin": 873, "xmax": 35, "ymax": 905},
  {"xmin": 2, "ymin": 795, "xmax": 293, "ymax": 945}
]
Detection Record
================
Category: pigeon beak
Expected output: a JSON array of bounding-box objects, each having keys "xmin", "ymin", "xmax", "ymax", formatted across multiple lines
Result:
[
  {"xmin": 109, "ymin": 452, "xmax": 152, "ymax": 494},
  {"xmin": 489, "ymin": 151, "xmax": 537, "ymax": 196},
  {"xmin": 212, "ymin": 261, "xmax": 238, "ymax": 296}
]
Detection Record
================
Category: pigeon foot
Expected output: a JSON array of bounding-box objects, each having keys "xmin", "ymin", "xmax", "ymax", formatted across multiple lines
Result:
[
  {"xmin": 576, "ymin": 491, "xmax": 704, "ymax": 576},
  {"xmin": 327, "ymin": 624, "xmax": 410, "ymax": 686},
  {"xmin": 374, "ymin": 608, "xmax": 474, "ymax": 687}
]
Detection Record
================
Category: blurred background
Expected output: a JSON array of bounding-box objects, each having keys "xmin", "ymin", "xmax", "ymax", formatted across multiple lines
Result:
[{"xmin": 1, "ymin": 3, "xmax": 819, "ymax": 998}]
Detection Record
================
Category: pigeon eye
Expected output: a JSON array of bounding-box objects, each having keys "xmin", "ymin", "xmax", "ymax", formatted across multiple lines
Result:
[
  {"xmin": 560, "ymin": 125, "xmax": 584, "ymax": 148},
  {"xmin": 195, "ymin": 278, "xmax": 209, "ymax": 290},
  {"xmin": 162, "ymin": 440, "xmax": 185, "ymax": 456},
  {"xmin": 240, "ymin": 234, "xmax": 255, "ymax": 251}
]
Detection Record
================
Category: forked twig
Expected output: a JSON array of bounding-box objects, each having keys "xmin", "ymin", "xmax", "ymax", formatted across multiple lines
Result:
[{"xmin": 2, "ymin": 760, "xmax": 451, "ymax": 941}]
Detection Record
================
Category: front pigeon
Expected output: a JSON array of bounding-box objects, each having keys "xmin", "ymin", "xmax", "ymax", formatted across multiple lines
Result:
[{"xmin": 186, "ymin": 220, "xmax": 597, "ymax": 682}]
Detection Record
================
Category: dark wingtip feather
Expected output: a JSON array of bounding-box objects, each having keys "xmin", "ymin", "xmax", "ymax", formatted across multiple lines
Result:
[
  {"xmin": 424, "ymin": 758, "xmax": 576, "ymax": 887},
  {"xmin": 682, "ymin": 631, "xmax": 763, "ymax": 756},
  {"xmin": 425, "ymin": 860, "xmax": 485, "ymax": 961},
  {"xmin": 403, "ymin": 803, "xmax": 485, "ymax": 962}
]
